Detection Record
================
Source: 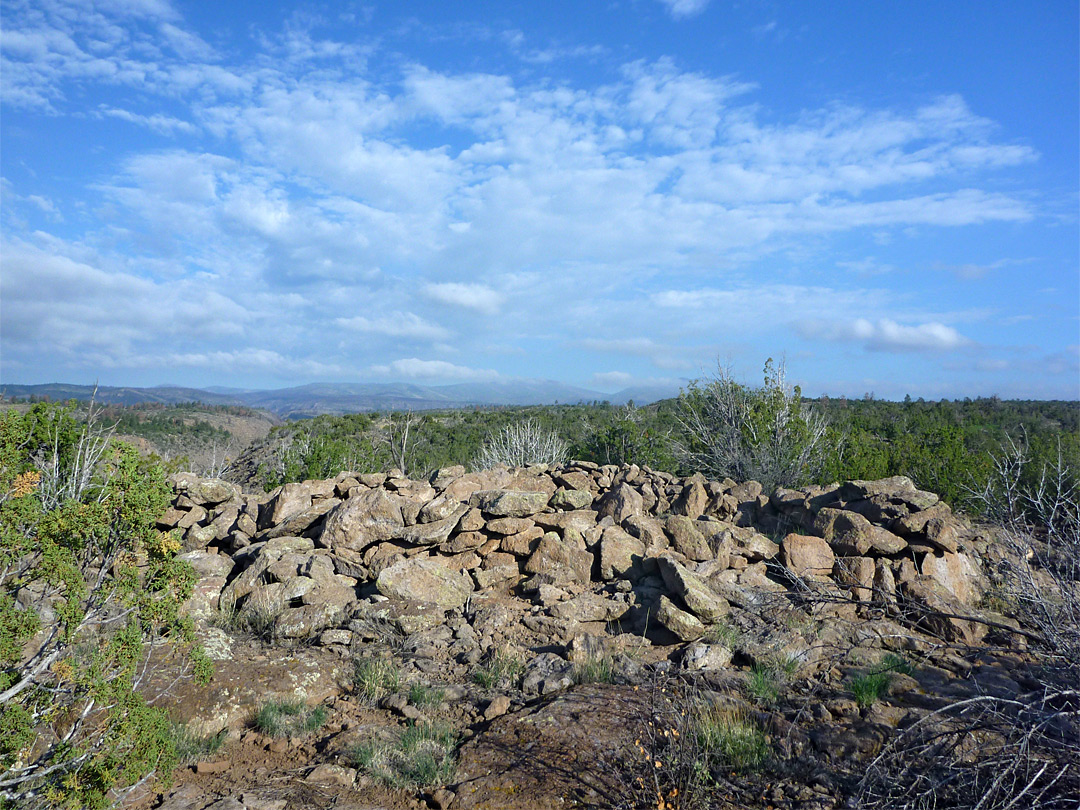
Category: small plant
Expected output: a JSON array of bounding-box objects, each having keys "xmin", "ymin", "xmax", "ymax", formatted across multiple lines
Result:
[
  {"xmin": 695, "ymin": 708, "xmax": 770, "ymax": 772},
  {"xmin": 744, "ymin": 654, "xmax": 799, "ymax": 706},
  {"xmin": 703, "ymin": 621, "xmax": 741, "ymax": 648},
  {"xmin": 355, "ymin": 657, "xmax": 402, "ymax": 703},
  {"xmin": 254, "ymin": 700, "xmax": 328, "ymax": 737},
  {"xmin": 351, "ymin": 722, "xmax": 459, "ymax": 788},
  {"xmin": 849, "ymin": 653, "xmax": 914, "ymax": 708},
  {"xmin": 746, "ymin": 664, "xmax": 782, "ymax": 706},
  {"xmin": 850, "ymin": 671, "xmax": 892, "ymax": 708},
  {"xmin": 170, "ymin": 723, "xmax": 227, "ymax": 765},
  {"xmin": 408, "ymin": 683, "xmax": 445, "ymax": 708},
  {"xmin": 572, "ymin": 654, "xmax": 615, "ymax": 685},
  {"xmin": 472, "ymin": 647, "xmax": 525, "ymax": 689}
]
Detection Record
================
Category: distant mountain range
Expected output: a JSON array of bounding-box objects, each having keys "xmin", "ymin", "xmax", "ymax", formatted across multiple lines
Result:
[{"xmin": 0, "ymin": 380, "xmax": 682, "ymax": 419}]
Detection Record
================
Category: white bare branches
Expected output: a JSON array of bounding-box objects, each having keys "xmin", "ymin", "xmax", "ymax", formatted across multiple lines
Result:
[{"xmin": 473, "ymin": 418, "xmax": 569, "ymax": 471}]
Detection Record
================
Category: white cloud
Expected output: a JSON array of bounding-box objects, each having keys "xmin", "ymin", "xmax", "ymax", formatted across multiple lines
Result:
[
  {"xmin": 335, "ymin": 312, "xmax": 450, "ymax": 341},
  {"xmin": 799, "ymin": 318, "xmax": 973, "ymax": 353},
  {"xmin": 421, "ymin": 282, "xmax": 504, "ymax": 315},
  {"xmin": 369, "ymin": 358, "xmax": 501, "ymax": 382},
  {"xmin": 657, "ymin": 0, "xmax": 711, "ymax": 19}
]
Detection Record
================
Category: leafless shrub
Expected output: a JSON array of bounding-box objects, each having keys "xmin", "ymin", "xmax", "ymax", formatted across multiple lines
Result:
[
  {"xmin": 473, "ymin": 418, "xmax": 569, "ymax": 471},
  {"xmin": 675, "ymin": 359, "xmax": 830, "ymax": 492}
]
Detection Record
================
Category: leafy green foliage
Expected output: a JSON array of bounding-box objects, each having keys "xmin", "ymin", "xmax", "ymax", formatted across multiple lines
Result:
[{"xmin": 0, "ymin": 403, "xmax": 211, "ymax": 808}]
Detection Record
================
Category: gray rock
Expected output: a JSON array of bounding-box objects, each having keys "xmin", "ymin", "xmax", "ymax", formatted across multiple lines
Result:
[
  {"xmin": 376, "ymin": 556, "xmax": 474, "ymax": 609},
  {"xmin": 321, "ymin": 489, "xmax": 405, "ymax": 551},
  {"xmin": 599, "ymin": 526, "xmax": 644, "ymax": 580},
  {"xmin": 656, "ymin": 595, "xmax": 705, "ymax": 641},
  {"xmin": 657, "ymin": 556, "xmax": 730, "ymax": 622},
  {"xmin": 470, "ymin": 490, "xmax": 550, "ymax": 517},
  {"xmin": 596, "ymin": 483, "xmax": 644, "ymax": 523}
]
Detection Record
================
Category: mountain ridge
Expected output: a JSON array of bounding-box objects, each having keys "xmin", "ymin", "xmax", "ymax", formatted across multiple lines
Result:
[{"xmin": 0, "ymin": 380, "xmax": 681, "ymax": 418}]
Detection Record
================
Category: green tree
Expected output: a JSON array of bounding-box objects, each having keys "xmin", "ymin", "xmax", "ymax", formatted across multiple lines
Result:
[{"xmin": 0, "ymin": 403, "xmax": 210, "ymax": 808}]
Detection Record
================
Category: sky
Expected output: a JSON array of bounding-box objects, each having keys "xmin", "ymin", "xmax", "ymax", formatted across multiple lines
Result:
[{"xmin": 1, "ymin": 0, "xmax": 1077, "ymax": 400}]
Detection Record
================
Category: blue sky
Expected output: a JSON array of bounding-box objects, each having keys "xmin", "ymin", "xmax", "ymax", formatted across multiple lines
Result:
[{"xmin": 1, "ymin": 0, "xmax": 1077, "ymax": 399}]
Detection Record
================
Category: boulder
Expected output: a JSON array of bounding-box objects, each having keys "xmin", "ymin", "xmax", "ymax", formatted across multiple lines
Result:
[
  {"xmin": 655, "ymin": 595, "xmax": 705, "ymax": 641},
  {"xmin": 523, "ymin": 535, "xmax": 594, "ymax": 586},
  {"xmin": 656, "ymin": 556, "xmax": 730, "ymax": 622},
  {"xmin": 549, "ymin": 488, "xmax": 593, "ymax": 511},
  {"xmin": 321, "ymin": 489, "xmax": 404, "ymax": 551},
  {"xmin": 663, "ymin": 516, "xmax": 713, "ymax": 562},
  {"xmin": 470, "ymin": 490, "xmax": 550, "ymax": 518},
  {"xmin": 486, "ymin": 516, "xmax": 536, "ymax": 536},
  {"xmin": 781, "ymin": 534, "xmax": 835, "ymax": 579},
  {"xmin": 833, "ymin": 556, "xmax": 876, "ymax": 601},
  {"xmin": 900, "ymin": 576, "xmax": 987, "ymax": 645},
  {"xmin": 814, "ymin": 508, "xmax": 876, "ymax": 556},
  {"xmin": 376, "ymin": 556, "xmax": 474, "ymax": 610},
  {"xmin": 500, "ymin": 525, "xmax": 545, "ymax": 556},
  {"xmin": 418, "ymin": 493, "xmax": 467, "ymax": 524},
  {"xmin": 400, "ymin": 507, "xmax": 469, "ymax": 546},
  {"xmin": 920, "ymin": 551, "xmax": 984, "ymax": 606},
  {"xmin": 532, "ymin": 510, "xmax": 598, "ymax": 535},
  {"xmin": 595, "ymin": 483, "xmax": 644, "ymax": 523},
  {"xmin": 171, "ymin": 474, "xmax": 239, "ymax": 507},
  {"xmin": 840, "ymin": 476, "xmax": 939, "ymax": 510},
  {"xmin": 599, "ymin": 526, "xmax": 644, "ymax": 580},
  {"xmin": 671, "ymin": 476, "xmax": 709, "ymax": 520}
]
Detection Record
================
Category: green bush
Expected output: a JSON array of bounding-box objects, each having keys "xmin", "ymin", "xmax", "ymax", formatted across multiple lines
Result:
[{"xmin": 0, "ymin": 402, "xmax": 211, "ymax": 808}]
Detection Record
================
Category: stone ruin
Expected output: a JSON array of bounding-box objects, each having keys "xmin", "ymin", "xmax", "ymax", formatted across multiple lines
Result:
[{"xmin": 163, "ymin": 461, "xmax": 995, "ymax": 672}]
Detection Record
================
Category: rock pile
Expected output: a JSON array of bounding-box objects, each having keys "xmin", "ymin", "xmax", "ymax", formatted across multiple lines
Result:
[{"xmin": 161, "ymin": 463, "xmax": 991, "ymax": 657}]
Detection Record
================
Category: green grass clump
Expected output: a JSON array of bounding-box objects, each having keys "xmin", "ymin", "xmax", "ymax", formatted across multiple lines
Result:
[
  {"xmin": 253, "ymin": 700, "xmax": 327, "ymax": 737},
  {"xmin": 170, "ymin": 723, "xmax": 227, "ymax": 765},
  {"xmin": 472, "ymin": 648, "xmax": 524, "ymax": 689},
  {"xmin": 572, "ymin": 655, "xmax": 615, "ymax": 685},
  {"xmin": 696, "ymin": 708, "xmax": 770, "ymax": 772},
  {"xmin": 350, "ymin": 722, "xmax": 458, "ymax": 787},
  {"xmin": 355, "ymin": 657, "xmax": 402, "ymax": 703},
  {"xmin": 850, "ymin": 672, "xmax": 892, "ymax": 708},
  {"xmin": 848, "ymin": 653, "xmax": 914, "ymax": 708},
  {"xmin": 703, "ymin": 621, "xmax": 740, "ymax": 648},
  {"xmin": 744, "ymin": 653, "xmax": 801, "ymax": 706},
  {"xmin": 746, "ymin": 664, "xmax": 782, "ymax": 706},
  {"xmin": 408, "ymin": 683, "xmax": 445, "ymax": 708}
]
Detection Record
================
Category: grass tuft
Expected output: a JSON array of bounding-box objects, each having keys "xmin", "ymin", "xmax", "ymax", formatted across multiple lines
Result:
[
  {"xmin": 355, "ymin": 657, "xmax": 402, "ymax": 703},
  {"xmin": 408, "ymin": 683, "xmax": 445, "ymax": 708},
  {"xmin": 572, "ymin": 655, "xmax": 615, "ymax": 685},
  {"xmin": 696, "ymin": 708, "xmax": 770, "ymax": 772},
  {"xmin": 472, "ymin": 647, "xmax": 524, "ymax": 689},
  {"xmin": 350, "ymin": 722, "xmax": 458, "ymax": 788},
  {"xmin": 170, "ymin": 723, "xmax": 227, "ymax": 765},
  {"xmin": 253, "ymin": 700, "xmax": 327, "ymax": 737}
]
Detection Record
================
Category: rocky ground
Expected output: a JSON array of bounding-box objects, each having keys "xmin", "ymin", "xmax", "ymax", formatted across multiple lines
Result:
[{"xmin": 128, "ymin": 463, "xmax": 1061, "ymax": 810}]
